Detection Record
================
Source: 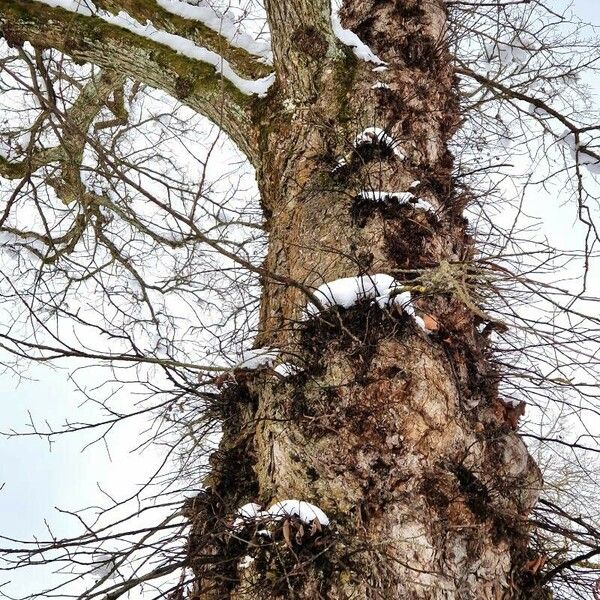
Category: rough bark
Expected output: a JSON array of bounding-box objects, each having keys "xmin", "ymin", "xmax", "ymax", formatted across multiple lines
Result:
[{"xmin": 187, "ymin": 1, "xmax": 543, "ymax": 599}]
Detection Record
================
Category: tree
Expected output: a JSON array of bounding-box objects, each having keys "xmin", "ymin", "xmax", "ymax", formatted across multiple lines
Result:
[{"xmin": 1, "ymin": 0, "xmax": 600, "ymax": 599}]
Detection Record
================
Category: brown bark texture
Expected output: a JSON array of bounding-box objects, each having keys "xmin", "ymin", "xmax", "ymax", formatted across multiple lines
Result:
[{"xmin": 184, "ymin": 1, "xmax": 543, "ymax": 598}]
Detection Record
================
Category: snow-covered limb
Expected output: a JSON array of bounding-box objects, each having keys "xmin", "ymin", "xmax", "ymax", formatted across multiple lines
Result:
[
  {"xmin": 34, "ymin": 0, "xmax": 275, "ymax": 97},
  {"xmin": 156, "ymin": 0, "xmax": 272, "ymax": 63},
  {"xmin": 101, "ymin": 11, "xmax": 275, "ymax": 96},
  {"xmin": 354, "ymin": 127, "xmax": 405, "ymax": 159},
  {"xmin": 559, "ymin": 130, "xmax": 600, "ymax": 175}
]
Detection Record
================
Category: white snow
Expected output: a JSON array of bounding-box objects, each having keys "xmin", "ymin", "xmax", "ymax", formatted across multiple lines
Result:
[
  {"xmin": 156, "ymin": 0, "xmax": 273, "ymax": 63},
  {"xmin": 559, "ymin": 130, "xmax": 600, "ymax": 175},
  {"xmin": 235, "ymin": 348, "xmax": 280, "ymax": 370},
  {"xmin": 354, "ymin": 127, "xmax": 405, "ymax": 159},
  {"xmin": 274, "ymin": 362, "xmax": 301, "ymax": 377},
  {"xmin": 304, "ymin": 275, "xmax": 430, "ymax": 332},
  {"xmin": 238, "ymin": 555, "xmax": 255, "ymax": 569},
  {"xmin": 371, "ymin": 82, "xmax": 390, "ymax": 90},
  {"xmin": 358, "ymin": 190, "xmax": 435, "ymax": 212},
  {"xmin": 232, "ymin": 499, "xmax": 330, "ymax": 529},
  {"xmin": 331, "ymin": 1, "xmax": 386, "ymax": 65},
  {"xmin": 90, "ymin": 552, "xmax": 118, "ymax": 580},
  {"xmin": 389, "ymin": 290, "xmax": 415, "ymax": 316},
  {"xmin": 256, "ymin": 529, "xmax": 271, "ymax": 537},
  {"xmin": 484, "ymin": 35, "xmax": 536, "ymax": 67},
  {"xmin": 372, "ymin": 65, "xmax": 389, "ymax": 73},
  {"xmin": 34, "ymin": 0, "xmax": 93, "ymax": 16},
  {"xmin": 414, "ymin": 315, "xmax": 427, "ymax": 331},
  {"xmin": 267, "ymin": 500, "xmax": 330, "ymax": 526},
  {"xmin": 34, "ymin": 0, "xmax": 275, "ymax": 97},
  {"xmin": 305, "ymin": 274, "xmax": 397, "ymax": 316},
  {"xmin": 233, "ymin": 503, "xmax": 264, "ymax": 529},
  {"xmin": 332, "ymin": 157, "xmax": 348, "ymax": 174},
  {"xmin": 409, "ymin": 180, "xmax": 421, "ymax": 189}
]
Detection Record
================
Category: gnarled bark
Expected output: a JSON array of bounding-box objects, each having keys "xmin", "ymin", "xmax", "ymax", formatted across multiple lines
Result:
[{"xmin": 189, "ymin": 1, "xmax": 543, "ymax": 599}]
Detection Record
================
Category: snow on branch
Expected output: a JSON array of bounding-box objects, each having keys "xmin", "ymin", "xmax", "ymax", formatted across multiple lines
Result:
[
  {"xmin": 156, "ymin": 0, "xmax": 272, "ymax": 64},
  {"xmin": 34, "ymin": 0, "xmax": 275, "ymax": 96},
  {"xmin": 559, "ymin": 130, "xmax": 600, "ymax": 175}
]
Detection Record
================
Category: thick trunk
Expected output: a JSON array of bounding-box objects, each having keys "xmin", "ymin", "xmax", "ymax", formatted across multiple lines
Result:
[{"xmin": 186, "ymin": 1, "xmax": 543, "ymax": 598}]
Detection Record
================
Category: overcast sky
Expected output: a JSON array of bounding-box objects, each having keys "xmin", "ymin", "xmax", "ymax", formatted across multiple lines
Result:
[{"xmin": 1, "ymin": 1, "xmax": 600, "ymax": 598}]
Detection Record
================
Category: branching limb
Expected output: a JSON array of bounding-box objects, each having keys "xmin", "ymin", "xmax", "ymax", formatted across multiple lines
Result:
[
  {"xmin": 0, "ymin": 67, "xmax": 125, "ymax": 183},
  {"xmin": 0, "ymin": 1, "xmax": 262, "ymax": 161},
  {"xmin": 456, "ymin": 63, "xmax": 600, "ymax": 164}
]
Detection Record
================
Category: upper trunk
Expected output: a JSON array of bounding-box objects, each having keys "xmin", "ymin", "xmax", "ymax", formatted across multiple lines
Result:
[{"xmin": 185, "ymin": 2, "xmax": 544, "ymax": 598}]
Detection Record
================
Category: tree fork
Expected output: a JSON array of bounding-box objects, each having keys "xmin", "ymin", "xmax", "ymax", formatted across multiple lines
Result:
[{"xmin": 190, "ymin": 1, "xmax": 544, "ymax": 599}]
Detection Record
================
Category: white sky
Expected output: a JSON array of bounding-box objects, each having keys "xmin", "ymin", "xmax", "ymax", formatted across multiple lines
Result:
[{"xmin": 1, "ymin": 0, "xmax": 600, "ymax": 598}]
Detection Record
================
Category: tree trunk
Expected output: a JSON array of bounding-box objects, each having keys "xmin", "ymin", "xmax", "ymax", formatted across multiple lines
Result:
[{"xmin": 186, "ymin": 1, "xmax": 543, "ymax": 598}]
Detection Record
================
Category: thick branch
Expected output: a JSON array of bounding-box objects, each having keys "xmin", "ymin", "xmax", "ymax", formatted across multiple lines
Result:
[
  {"xmin": 0, "ymin": 68, "xmax": 123, "ymax": 178},
  {"xmin": 0, "ymin": 1, "xmax": 261, "ymax": 161},
  {"xmin": 93, "ymin": 0, "xmax": 271, "ymax": 80}
]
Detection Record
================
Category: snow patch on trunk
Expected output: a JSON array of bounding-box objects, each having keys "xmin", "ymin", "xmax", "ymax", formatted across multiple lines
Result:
[
  {"xmin": 233, "ymin": 500, "xmax": 330, "ymax": 529},
  {"xmin": 235, "ymin": 348, "xmax": 280, "ymax": 370},
  {"xmin": 268, "ymin": 500, "xmax": 330, "ymax": 526},
  {"xmin": 354, "ymin": 127, "xmax": 405, "ymax": 159},
  {"xmin": 331, "ymin": 1, "xmax": 386, "ymax": 65},
  {"xmin": 305, "ymin": 274, "xmax": 397, "ymax": 316},
  {"xmin": 358, "ymin": 190, "xmax": 435, "ymax": 212},
  {"xmin": 303, "ymin": 275, "xmax": 434, "ymax": 334},
  {"xmin": 273, "ymin": 362, "xmax": 301, "ymax": 377}
]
